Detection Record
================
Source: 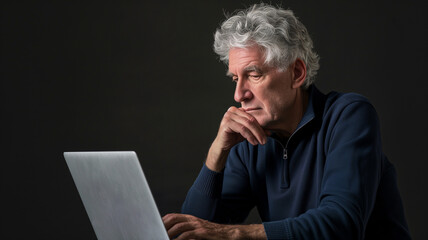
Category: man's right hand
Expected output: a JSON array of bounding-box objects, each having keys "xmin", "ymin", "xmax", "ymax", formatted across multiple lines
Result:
[{"xmin": 205, "ymin": 106, "xmax": 268, "ymax": 172}]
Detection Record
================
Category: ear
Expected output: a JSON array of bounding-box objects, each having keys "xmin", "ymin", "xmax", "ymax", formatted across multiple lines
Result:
[{"xmin": 291, "ymin": 58, "xmax": 307, "ymax": 89}]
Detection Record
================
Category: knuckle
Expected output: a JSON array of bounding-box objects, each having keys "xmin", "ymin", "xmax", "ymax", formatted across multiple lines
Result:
[
  {"xmin": 177, "ymin": 222, "xmax": 189, "ymax": 230},
  {"xmin": 177, "ymin": 232, "xmax": 190, "ymax": 239},
  {"xmin": 222, "ymin": 114, "xmax": 230, "ymax": 121},
  {"xmin": 195, "ymin": 228, "xmax": 207, "ymax": 235},
  {"xmin": 184, "ymin": 231, "xmax": 197, "ymax": 239},
  {"xmin": 245, "ymin": 116, "xmax": 256, "ymax": 125},
  {"xmin": 248, "ymin": 116, "xmax": 256, "ymax": 123},
  {"xmin": 223, "ymin": 112, "xmax": 234, "ymax": 121},
  {"xmin": 239, "ymin": 124, "xmax": 248, "ymax": 133}
]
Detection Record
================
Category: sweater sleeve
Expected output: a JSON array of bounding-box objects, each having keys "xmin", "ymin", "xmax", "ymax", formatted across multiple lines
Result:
[
  {"xmin": 182, "ymin": 145, "xmax": 255, "ymax": 223},
  {"xmin": 264, "ymin": 99, "xmax": 383, "ymax": 240},
  {"xmin": 181, "ymin": 164, "xmax": 224, "ymax": 219}
]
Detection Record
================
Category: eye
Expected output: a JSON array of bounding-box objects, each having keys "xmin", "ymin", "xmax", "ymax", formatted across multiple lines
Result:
[
  {"xmin": 249, "ymin": 75, "xmax": 262, "ymax": 80},
  {"xmin": 231, "ymin": 76, "xmax": 238, "ymax": 83}
]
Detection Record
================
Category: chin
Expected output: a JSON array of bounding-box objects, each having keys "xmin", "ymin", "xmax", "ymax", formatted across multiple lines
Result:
[
  {"xmin": 255, "ymin": 118, "xmax": 270, "ymax": 128},
  {"xmin": 256, "ymin": 116, "xmax": 278, "ymax": 130},
  {"xmin": 252, "ymin": 113, "xmax": 272, "ymax": 128}
]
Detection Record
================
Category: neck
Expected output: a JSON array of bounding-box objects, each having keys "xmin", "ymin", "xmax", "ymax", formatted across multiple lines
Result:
[{"xmin": 272, "ymin": 88, "xmax": 309, "ymax": 138}]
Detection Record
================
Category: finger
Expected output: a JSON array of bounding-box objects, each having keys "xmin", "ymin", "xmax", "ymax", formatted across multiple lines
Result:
[
  {"xmin": 226, "ymin": 120, "xmax": 260, "ymax": 145},
  {"xmin": 173, "ymin": 223, "xmax": 208, "ymax": 240},
  {"xmin": 174, "ymin": 230, "xmax": 197, "ymax": 240},
  {"xmin": 232, "ymin": 116, "xmax": 266, "ymax": 145},
  {"xmin": 226, "ymin": 108, "xmax": 267, "ymax": 144},
  {"xmin": 163, "ymin": 214, "xmax": 206, "ymax": 239},
  {"xmin": 162, "ymin": 213, "xmax": 191, "ymax": 230},
  {"xmin": 162, "ymin": 213, "xmax": 176, "ymax": 230},
  {"xmin": 167, "ymin": 221, "xmax": 196, "ymax": 239},
  {"xmin": 174, "ymin": 221, "xmax": 221, "ymax": 240},
  {"xmin": 228, "ymin": 107, "xmax": 267, "ymax": 143}
]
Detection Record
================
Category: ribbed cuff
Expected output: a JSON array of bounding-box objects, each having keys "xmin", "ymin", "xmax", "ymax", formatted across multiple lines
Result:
[
  {"xmin": 192, "ymin": 164, "xmax": 224, "ymax": 198},
  {"xmin": 263, "ymin": 219, "xmax": 293, "ymax": 240}
]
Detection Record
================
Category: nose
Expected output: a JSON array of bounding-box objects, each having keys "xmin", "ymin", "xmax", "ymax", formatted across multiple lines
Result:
[{"xmin": 234, "ymin": 79, "xmax": 253, "ymax": 103}]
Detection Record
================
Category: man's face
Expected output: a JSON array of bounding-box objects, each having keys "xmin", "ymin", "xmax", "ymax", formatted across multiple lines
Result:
[{"xmin": 228, "ymin": 46, "xmax": 298, "ymax": 130}]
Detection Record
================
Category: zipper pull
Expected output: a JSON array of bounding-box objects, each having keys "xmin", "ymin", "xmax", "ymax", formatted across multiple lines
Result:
[{"xmin": 281, "ymin": 147, "xmax": 290, "ymax": 188}]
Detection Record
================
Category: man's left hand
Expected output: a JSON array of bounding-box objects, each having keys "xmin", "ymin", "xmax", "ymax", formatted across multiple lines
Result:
[{"xmin": 162, "ymin": 213, "xmax": 266, "ymax": 240}]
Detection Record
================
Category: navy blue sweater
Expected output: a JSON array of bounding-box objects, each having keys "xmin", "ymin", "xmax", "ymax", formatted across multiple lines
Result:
[{"xmin": 182, "ymin": 86, "xmax": 410, "ymax": 239}]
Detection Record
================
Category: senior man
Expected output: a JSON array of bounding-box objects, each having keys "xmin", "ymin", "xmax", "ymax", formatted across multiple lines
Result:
[{"xmin": 163, "ymin": 4, "xmax": 410, "ymax": 240}]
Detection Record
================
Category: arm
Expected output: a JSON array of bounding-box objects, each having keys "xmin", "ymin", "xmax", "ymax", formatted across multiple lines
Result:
[
  {"xmin": 206, "ymin": 106, "xmax": 268, "ymax": 172},
  {"xmin": 181, "ymin": 106, "xmax": 268, "ymax": 221},
  {"xmin": 163, "ymin": 106, "xmax": 268, "ymax": 239},
  {"xmin": 181, "ymin": 145, "xmax": 255, "ymax": 223}
]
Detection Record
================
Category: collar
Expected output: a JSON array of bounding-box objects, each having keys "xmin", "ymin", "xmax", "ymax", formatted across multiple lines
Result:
[
  {"xmin": 271, "ymin": 84, "xmax": 327, "ymax": 144},
  {"xmin": 296, "ymin": 84, "xmax": 326, "ymax": 129}
]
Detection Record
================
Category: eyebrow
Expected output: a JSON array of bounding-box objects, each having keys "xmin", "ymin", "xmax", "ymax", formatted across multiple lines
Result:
[{"xmin": 226, "ymin": 65, "xmax": 263, "ymax": 77}]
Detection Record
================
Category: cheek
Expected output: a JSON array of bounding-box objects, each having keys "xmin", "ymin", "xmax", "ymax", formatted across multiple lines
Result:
[
  {"xmin": 265, "ymin": 89, "xmax": 284, "ymax": 108},
  {"xmin": 253, "ymin": 78, "xmax": 289, "ymax": 112}
]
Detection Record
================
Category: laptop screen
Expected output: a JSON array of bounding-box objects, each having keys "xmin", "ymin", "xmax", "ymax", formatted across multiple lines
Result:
[{"xmin": 64, "ymin": 151, "xmax": 169, "ymax": 240}]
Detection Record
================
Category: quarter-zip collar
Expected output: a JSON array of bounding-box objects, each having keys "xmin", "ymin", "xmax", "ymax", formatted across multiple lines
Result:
[
  {"xmin": 269, "ymin": 85, "xmax": 326, "ymax": 189},
  {"xmin": 271, "ymin": 84, "xmax": 324, "ymax": 145}
]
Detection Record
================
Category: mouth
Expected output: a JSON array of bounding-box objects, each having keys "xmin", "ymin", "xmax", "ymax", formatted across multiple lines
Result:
[{"xmin": 243, "ymin": 107, "xmax": 261, "ymax": 112}]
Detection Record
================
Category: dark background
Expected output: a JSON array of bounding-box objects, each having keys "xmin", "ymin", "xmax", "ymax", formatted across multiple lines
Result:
[{"xmin": 2, "ymin": 0, "xmax": 427, "ymax": 239}]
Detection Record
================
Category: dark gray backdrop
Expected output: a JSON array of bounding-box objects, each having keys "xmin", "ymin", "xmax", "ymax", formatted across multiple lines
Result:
[{"xmin": 2, "ymin": 0, "xmax": 427, "ymax": 239}]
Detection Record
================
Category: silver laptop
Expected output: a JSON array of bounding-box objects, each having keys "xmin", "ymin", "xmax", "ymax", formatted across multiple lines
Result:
[{"xmin": 64, "ymin": 151, "xmax": 169, "ymax": 240}]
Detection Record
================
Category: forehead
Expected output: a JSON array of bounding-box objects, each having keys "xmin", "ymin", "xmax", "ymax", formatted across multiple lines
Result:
[{"xmin": 228, "ymin": 46, "xmax": 266, "ymax": 74}]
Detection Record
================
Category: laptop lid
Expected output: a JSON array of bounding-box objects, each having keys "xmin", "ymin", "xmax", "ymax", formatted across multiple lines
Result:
[{"xmin": 64, "ymin": 151, "xmax": 169, "ymax": 240}]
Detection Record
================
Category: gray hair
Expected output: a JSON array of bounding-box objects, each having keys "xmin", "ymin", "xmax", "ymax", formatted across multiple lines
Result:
[{"xmin": 213, "ymin": 4, "xmax": 320, "ymax": 88}]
